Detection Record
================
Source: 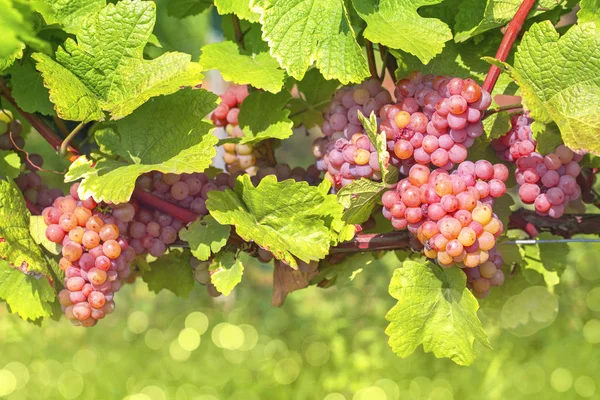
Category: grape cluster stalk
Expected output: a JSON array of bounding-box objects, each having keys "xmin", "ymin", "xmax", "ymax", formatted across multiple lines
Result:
[
  {"xmin": 492, "ymin": 114, "xmax": 584, "ymax": 218},
  {"xmin": 312, "ymin": 79, "xmax": 392, "ymax": 190},
  {"xmin": 382, "ymin": 72, "xmax": 492, "ymax": 175},
  {"xmin": 43, "ymin": 184, "xmax": 136, "ymax": 326}
]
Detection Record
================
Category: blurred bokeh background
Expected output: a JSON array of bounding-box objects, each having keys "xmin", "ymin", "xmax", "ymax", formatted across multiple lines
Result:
[{"xmin": 2, "ymin": 2, "xmax": 599, "ymax": 400}]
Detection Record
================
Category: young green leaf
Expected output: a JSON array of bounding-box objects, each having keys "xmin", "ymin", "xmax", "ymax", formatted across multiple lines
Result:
[
  {"xmin": 206, "ymin": 175, "xmax": 350, "ymax": 268},
  {"xmin": 454, "ymin": 0, "xmax": 568, "ymax": 42},
  {"xmin": 358, "ymin": 112, "xmax": 394, "ymax": 183},
  {"xmin": 66, "ymin": 89, "xmax": 218, "ymax": 204},
  {"xmin": 578, "ymin": 0, "xmax": 600, "ymax": 23},
  {"xmin": 167, "ymin": 0, "xmax": 213, "ymax": 18},
  {"xmin": 352, "ymin": 0, "xmax": 452, "ymax": 64},
  {"xmin": 337, "ymin": 179, "xmax": 387, "ymax": 225},
  {"xmin": 179, "ymin": 216, "xmax": 231, "ymax": 261},
  {"xmin": 8, "ymin": 60, "xmax": 55, "ymax": 116},
  {"xmin": 35, "ymin": 0, "xmax": 105, "ymax": 33},
  {"xmin": 209, "ymin": 251, "xmax": 244, "ymax": 296},
  {"xmin": 386, "ymin": 260, "xmax": 491, "ymax": 366},
  {"xmin": 507, "ymin": 22, "xmax": 600, "ymax": 155},
  {"xmin": 0, "ymin": 179, "xmax": 54, "ymax": 277},
  {"xmin": 32, "ymin": 0, "xmax": 204, "ymax": 121},
  {"xmin": 200, "ymin": 41, "xmax": 285, "ymax": 93},
  {"xmin": 0, "ymin": 0, "xmax": 47, "ymax": 64},
  {"xmin": 215, "ymin": 0, "xmax": 260, "ymax": 22},
  {"xmin": 0, "ymin": 259, "xmax": 57, "ymax": 321},
  {"xmin": 142, "ymin": 249, "xmax": 195, "ymax": 297},
  {"xmin": 30, "ymin": 216, "xmax": 61, "ymax": 255},
  {"xmin": 237, "ymin": 91, "xmax": 293, "ymax": 144},
  {"xmin": 251, "ymin": 0, "xmax": 370, "ymax": 84},
  {"xmin": 287, "ymin": 69, "xmax": 339, "ymax": 128},
  {"xmin": 0, "ymin": 150, "xmax": 20, "ymax": 180},
  {"xmin": 316, "ymin": 252, "xmax": 373, "ymax": 288}
]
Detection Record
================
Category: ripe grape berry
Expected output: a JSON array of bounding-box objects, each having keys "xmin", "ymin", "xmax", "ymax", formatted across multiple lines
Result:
[
  {"xmin": 465, "ymin": 248, "xmax": 505, "ymax": 299},
  {"xmin": 493, "ymin": 114, "xmax": 584, "ymax": 218},
  {"xmin": 381, "ymin": 161, "xmax": 507, "ymax": 269},
  {"xmin": 313, "ymin": 79, "xmax": 392, "ymax": 190},
  {"xmin": 382, "ymin": 72, "xmax": 492, "ymax": 175},
  {"xmin": 44, "ymin": 184, "xmax": 135, "ymax": 327}
]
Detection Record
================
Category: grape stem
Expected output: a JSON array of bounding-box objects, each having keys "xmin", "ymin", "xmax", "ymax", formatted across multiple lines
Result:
[
  {"xmin": 365, "ymin": 40, "xmax": 379, "ymax": 80},
  {"xmin": 483, "ymin": 103, "xmax": 523, "ymax": 118},
  {"xmin": 232, "ymin": 15, "xmax": 245, "ymax": 50},
  {"xmin": 59, "ymin": 121, "xmax": 86, "ymax": 157},
  {"xmin": 482, "ymin": 0, "xmax": 536, "ymax": 93},
  {"xmin": 379, "ymin": 45, "xmax": 398, "ymax": 84},
  {"xmin": 131, "ymin": 188, "xmax": 199, "ymax": 224},
  {"xmin": 264, "ymin": 139, "xmax": 277, "ymax": 167},
  {"xmin": 0, "ymin": 79, "xmax": 79, "ymax": 156}
]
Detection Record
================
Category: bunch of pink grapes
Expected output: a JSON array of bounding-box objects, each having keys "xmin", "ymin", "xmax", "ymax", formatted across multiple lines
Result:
[
  {"xmin": 492, "ymin": 114, "xmax": 583, "ymax": 218},
  {"xmin": 381, "ymin": 72, "xmax": 492, "ymax": 175},
  {"xmin": 381, "ymin": 161, "xmax": 507, "ymax": 269},
  {"xmin": 43, "ymin": 184, "xmax": 136, "ymax": 327},
  {"xmin": 464, "ymin": 248, "xmax": 505, "ymax": 298},
  {"xmin": 312, "ymin": 79, "xmax": 392, "ymax": 190}
]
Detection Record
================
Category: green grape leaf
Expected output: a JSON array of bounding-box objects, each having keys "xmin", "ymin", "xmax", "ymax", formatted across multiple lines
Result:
[
  {"xmin": 237, "ymin": 90, "xmax": 293, "ymax": 144},
  {"xmin": 316, "ymin": 252, "xmax": 373, "ymax": 288},
  {"xmin": 36, "ymin": 0, "xmax": 106, "ymax": 33},
  {"xmin": 518, "ymin": 232, "xmax": 569, "ymax": 290},
  {"xmin": 0, "ymin": 179, "xmax": 54, "ymax": 277},
  {"xmin": 386, "ymin": 260, "xmax": 491, "ymax": 366},
  {"xmin": 8, "ymin": 60, "xmax": 54, "ymax": 116},
  {"xmin": 206, "ymin": 175, "xmax": 351, "ymax": 268},
  {"xmin": 578, "ymin": 0, "xmax": 600, "ymax": 23},
  {"xmin": 0, "ymin": 150, "xmax": 20, "ymax": 180},
  {"xmin": 209, "ymin": 251, "xmax": 244, "ymax": 296},
  {"xmin": 532, "ymin": 123, "xmax": 563, "ymax": 155},
  {"xmin": 352, "ymin": 0, "xmax": 452, "ymax": 64},
  {"xmin": 179, "ymin": 216, "xmax": 231, "ymax": 261},
  {"xmin": 483, "ymin": 110, "xmax": 511, "ymax": 140},
  {"xmin": 0, "ymin": 0, "xmax": 47, "ymax": 64},
  {"xmin": 287, "ymin": 68, "xmax": 339, "ymax": 128},
  {"xmin": 199, "ymin": 41, "xmax": 285, "ymax": 93},
  {"xmin": 142, "ymin": 249, "xmax": 195, "ymax": 297},
  {"xmin": 167, "ymin": 0, "xmax": 213, "ymax": 18},
  {"xmin": 215, "ymin": 0, "xmax": 260, "ymax": 22},
  {"xmin": 359, "ymin": 111, "xmax": 396, "ymax": 184},
  {"xmin": 251, "ymin": 0, "xmax": 370, "ymax": 84},
  {"xmin": 337, "ymin": 179, "xmax": 385, "ymax": 225},
  {"xmin": 454, "ymin": 0, "xmax": 569, "ymax": 42},
  {"xmin": 32, "ymin": 0, "xmax": 204, "ymax": 122},
  {"xmin": 66, "ymin": 89, "xmax": 218, "ymax": 204},
  {"xmin": 0, "ymin": 259, "xmax": 57, "ymax": 321},
  {"xmin": 30, "ymin": 216, "xmax": 61, "ymax": 255},
  {"xmin": 506, "ymin": 22, "xmax": 600, "ymax": 155}
]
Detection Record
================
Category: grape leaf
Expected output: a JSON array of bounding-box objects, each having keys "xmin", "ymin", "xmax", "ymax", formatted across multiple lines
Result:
[
  {"xmin": 36, "ymin": 0, "xmax": 106, "ymax": 33},
  {"xmin": 0, "ymin": 0, "xmax": 47, "ymax": 63},
  {"xmin": 482, "ymin": 110, "xmax": 511, "ymax": 140},
  {"xmin": 209, "ymin": 251, "xmax": 244, "ymax": 296},
  {"xmin": 337, "ymin": 179, "xmax": 386, "ymax": 225},
  {"xmin": 167, "ymin": 0, "xmax": 213, "ymax": 18},
  {"xmin": 8, "ymin": 60, "xmax": 55, "ymax": 116},
  {"xmin": 506, "ymin": 22, "xmax": 600, "ymax": 155},
  {"xmin": 454, "ymin": 0, "xmax": 569, "ymax": 42},
  {"xmin": 359, "ymin": 111, "xmax": 394, "ymax": 183},
  {"xmin": 142, "ymin": 249, "xmax": 195, "ymax": 297},
  {"xmin": 66, "ymin": 89, "xmax": 218, "ymax": 204},
  {"xmin": 0, "ymin": 259, "xmax": 57, "ymax": 321},
  {"xmin": 0, "ymin": 150, "xmax": 20, "ymax": 180},
  {"xmin": 215, "ymin": 0, "xmax": 260, "ymax": 22},
  {"xmin": 352, "ymin": 0, "xmax": 452, "ymax": 64},
  {"xmin": 237, "ymin": 91, "xmax": 293, "ymax": 144},
  {"xmin": 30, "ymin": 216, "xmax": 61, "ymax": 255},
  {"xmin": 32, "ymin": 0, "xmax": 204, "ymax": 122},
  {"xmin": 518, "ymin": 232, "xmax": 569, "ymax": 290},
  {"xmin": 199, "ymin": 41, "xmax": 285, "ymax": 93},
  {"xmin": 251, "ymin": 0, "xmax": 370, "ymax": 84},
  {"xmin": 0, "ymin": 46, "xmax": 23, "ymax": 73},
  {"xmin": 579, "ymin": 0, "xmax": 600, "ymax": 23},
  {"xmin": 287, "ymin": 68, "xmax": 339, "ymax": 128},
  {"xmin": 179, "ymin": 216, "xmax": 231, "ymax": 261},
  {"xmin": 386, "ymin": 260, "xmax": 491, "ymax": 366},
  {"xmin": 316, "ymin": 252, "xmax": 373, "ymax": 288},
  {"xmin": 0, "ymin": 179, "xmax": 53, "ymax": 277},
  {"xmin": 206, "ymin": 175, "xmax": 351, "ymax": 268}
]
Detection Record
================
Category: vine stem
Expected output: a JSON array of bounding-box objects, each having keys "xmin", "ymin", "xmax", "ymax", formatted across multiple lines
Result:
[
  {"xmin": 0, "ymin": 79, "xmax": 79, "ymax": 156},
  {"xmin": 483, "ymin": 103, "xmax": 524, "ymax": 118},
  {"xmin": 232, "ymin": 15, "xmax": 245, "ymax": 50},
  {"xmin": 60, "ymin": 121, "xmax": 86, "ymax": 157},
  {"xmin": 482, "ymin": 0, "xmax": 536, "ymax": 93},
  {"xmin": 379, "ymin": 45, "xmax": 398, "ymax": 84},
  {"xmin": 132, "ymin": 188, "xmax": 198, "ymax": 224},
  {"xmin": 365, "ymin": 40, "xmax": 379, "ymax": 79}
]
